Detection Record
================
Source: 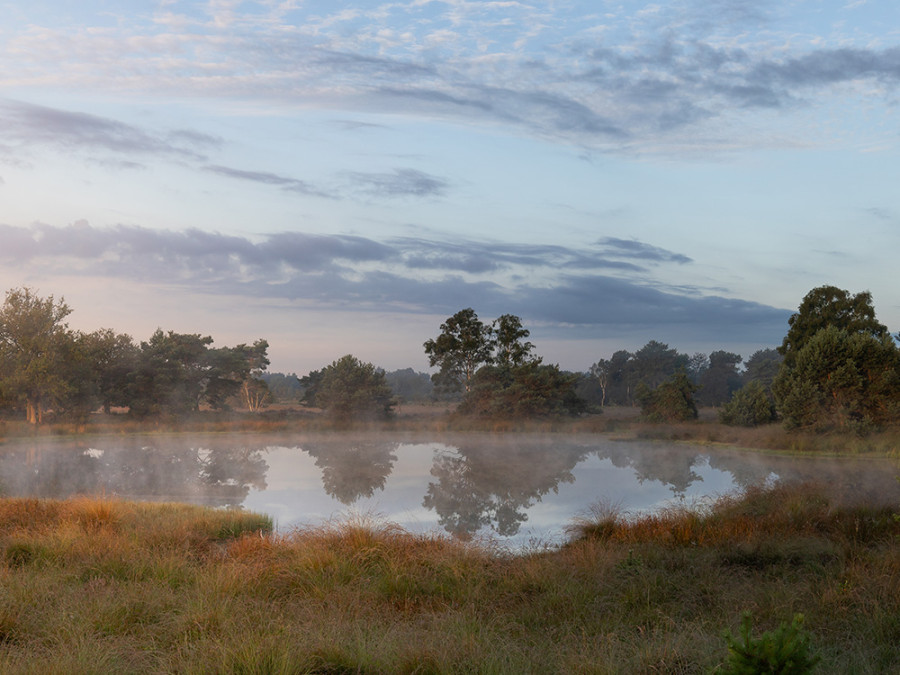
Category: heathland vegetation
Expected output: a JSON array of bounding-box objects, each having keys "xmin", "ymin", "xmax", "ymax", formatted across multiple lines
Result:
[{"xmin": 0, "ymin": 483, "xmax": 897, "ymax": 673}]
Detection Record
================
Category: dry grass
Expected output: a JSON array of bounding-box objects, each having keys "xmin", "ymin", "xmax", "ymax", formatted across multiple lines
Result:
[{"xmin": 0, "ymin": 486, "xmax": 897, "ymax": 673}]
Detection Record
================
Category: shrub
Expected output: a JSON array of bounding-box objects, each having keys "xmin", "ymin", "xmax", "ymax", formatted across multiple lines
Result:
[
  {"xmin": 720, "ymin": 612, "xmax": 819, "ymax": 674},
  {"xmin": 636, "ymin": 370, "xmax": 698, "ymax": 422},
  {"xmin": 719, "ymin": 381, "xmax": 777, "ymax": 427}
]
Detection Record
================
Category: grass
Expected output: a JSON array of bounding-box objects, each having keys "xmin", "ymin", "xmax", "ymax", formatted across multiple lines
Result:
[{"xmin": 0, "ymin": 484, "xmax": 897, "ymax": 672}]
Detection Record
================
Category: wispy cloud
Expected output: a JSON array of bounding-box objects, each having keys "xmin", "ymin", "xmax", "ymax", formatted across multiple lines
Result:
[
  {"xmin": 2, "ymin": 3, "xmax": 897, "ymax": 154},
  {"xmin": 344, "ymin": 168, "xmax": 449, "ymax": 198},
  {"xmin": 0, "ymin": 99, "xmax": 219, "ymax": 161},
  {"xmin": 204, "ymin": 165, "xmax": 331, "ymax": 197}
]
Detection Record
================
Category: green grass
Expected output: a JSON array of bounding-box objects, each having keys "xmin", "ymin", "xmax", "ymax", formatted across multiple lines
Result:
[{"xmin": 0, "ymin": 485, "xmax": 897, "ymax": 672}]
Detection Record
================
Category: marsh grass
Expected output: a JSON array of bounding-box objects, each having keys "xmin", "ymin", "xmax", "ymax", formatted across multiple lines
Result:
[{"xmin": 0, "ymin": 486, "xmax": 898, "ymax": 673}]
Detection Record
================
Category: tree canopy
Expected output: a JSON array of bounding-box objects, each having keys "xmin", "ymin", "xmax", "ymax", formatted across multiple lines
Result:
[
  {"xmin": 314, "ymin": 355, "xmax": 395, "ymax": 424},
  {"xmin": 779, "ymin": 285, "xmax": 889, "ymax": 367},
  {"xmin": 0, "ymin": 288, "xmax": 74, "ymax": 424},
  {"xmin": 423, "ymin": 308, "xmax": 493, "ymax": 395}
]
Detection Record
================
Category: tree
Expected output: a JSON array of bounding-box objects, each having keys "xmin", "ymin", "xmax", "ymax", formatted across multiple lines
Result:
[
  {"xmin": 637, "ymin": 370, "xmax": 698, "ymax": 422},
  {"xmin": 0, "ymin": 288, "xmax": 75, "ymax": 424},
  {"xmin": 424, "ymin": 308, "xmax": 493, "ymax": 394},
  {"xmin": 490, "ymin": 314, "xmax": 538, "ymax": 368},
  {"xmin": 586, "ymin": 358, "xmax": 613, "ymax": 407},
  {"xmin": 79, "ymin": 329, "xmax": 139, "ymax": 414},
  {"xmin": 697, "ymin": 351, "xmax": 743, "ymax": 407},
  {"xmin": 773, "ymin": 325, "xmax": 900, "ymax": 431},
  {"xmin": 779, "ymin": 285, "xmax": 889, "ymax": 367},
  {"xmin": 298, "ymin": 368, "xmax": 324, "ymax": 408},
  {"xmin": 128, "ymin": 330, "xmax": 215, "ymax": 416},
  {"xmin": 205, "ymin": 339, "xmax": 270, "ymax": 411},
  {"xmin": 384, "ymin": 368, "xmax": 434, "ymax": 403},
  {"xmin": 126, "ymin": 331, "xmax": 269, "ymax": 416},
  {"xmin": 605, "ymin": 349, "xmax": 637, "ymax": 405},
  {"xmin": 315, "ymin": 355, "xmax": 395, "ymax": 423},
  {"xmin": 742, "ymin": 348, "xmax": 783, "ymax": 394},
  {"xmin": 631, "ymin": 340, "xmax": 690, "ymax": 391}
]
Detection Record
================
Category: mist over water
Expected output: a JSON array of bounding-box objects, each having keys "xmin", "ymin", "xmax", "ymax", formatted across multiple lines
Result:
[{"xmin": 1, "ymin": 433, "xmax": 898, "ymax": 548}]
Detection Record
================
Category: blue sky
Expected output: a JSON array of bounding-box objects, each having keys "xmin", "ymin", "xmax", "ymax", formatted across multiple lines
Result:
[{"xmin": 1, "ymin": 0, "xmax": 898, "ymax": 374}]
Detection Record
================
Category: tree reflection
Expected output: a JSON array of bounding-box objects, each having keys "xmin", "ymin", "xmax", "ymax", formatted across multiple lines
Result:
[
  {"xmin": 596, "ymin": 442, "xmax": 705, "ymax": 496},
  {"xmin": 304, "ymin": 441, "xmax": 397, "ymax": 504},
  {"xmin": 0, "ymin": 438, "xmax": 269, "ymax": 508},
  {"xmin": 423, "ymin": 439, "xmax": 589, "ymax": 539}
]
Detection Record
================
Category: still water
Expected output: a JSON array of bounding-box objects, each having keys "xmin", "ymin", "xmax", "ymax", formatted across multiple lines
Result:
[{"xmin": 1, "ymin": 433, "xmax": 898, "ymax": 548}]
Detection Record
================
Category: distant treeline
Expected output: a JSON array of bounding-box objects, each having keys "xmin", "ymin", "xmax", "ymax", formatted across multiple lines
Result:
[{"xmin": 1, "ymin": 284, "xmax": 898, "ymax": 431}]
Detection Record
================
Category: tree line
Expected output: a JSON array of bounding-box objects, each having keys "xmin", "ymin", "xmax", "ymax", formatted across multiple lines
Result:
[
  {"xmin": 2, "ymin": 284, "xmax": 898, "ymax": 431},
  {"xmin": 0, "ymin": 287, "xmax": 270, "ymax": 423},
  {"xmin": 411, "ymin": 284, "xmax": 900, "ymax": 430}
]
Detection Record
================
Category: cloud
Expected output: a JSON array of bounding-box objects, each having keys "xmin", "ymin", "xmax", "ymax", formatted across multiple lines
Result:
[
  {"xmin": 0, "ymin": 222, "xmax": 789, "ymax": 346},
  {"xmin": 204, "ymin": 165, "xmax": 331, "ymax": 197},
  {"xmin": 0, "ymin": 99, "xmax": 219, "ymax": 161},
  {"xmin": 598, "ymin": 238, "xmax": 693, "ymax": 264},
  {"xmin": 2, "ymin": 4, "xmax": 897, "ymax": 154},
  {"xmin": 344, "ymin": 168, "xmax": 449, "ymax": 198}
]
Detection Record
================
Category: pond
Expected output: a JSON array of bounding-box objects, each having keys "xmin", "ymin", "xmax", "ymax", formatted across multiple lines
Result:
[{"xmin": 1, "ymin": 433, "xmax": 898, "ymax": 548}]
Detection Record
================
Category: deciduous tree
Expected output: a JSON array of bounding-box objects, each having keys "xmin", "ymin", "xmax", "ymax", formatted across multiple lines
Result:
[
  {"xmin": 0, "ymin": 288, "xmax": 75, "ymax": 424},
  {"xmin": 490, "ymin": 314, "xmax": 538, "ymax": 368},
  {"xmin": 424, "ymin": 308, "xmax": 493, "ymax": 394}
]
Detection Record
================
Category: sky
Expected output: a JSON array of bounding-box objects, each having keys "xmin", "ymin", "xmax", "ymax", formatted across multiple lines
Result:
[{"xmin": 1, "ymin": 0, "xmax": 898, "ymax": 375}]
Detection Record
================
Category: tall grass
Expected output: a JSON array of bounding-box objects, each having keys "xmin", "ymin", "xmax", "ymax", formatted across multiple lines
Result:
[{"xmin": 0, "ymin": 486, "xmax": 897, "ymax": 672}]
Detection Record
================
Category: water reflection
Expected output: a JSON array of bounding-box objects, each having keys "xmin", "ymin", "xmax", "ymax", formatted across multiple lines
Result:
[
  {"xmin": 0, "ymin": 438, "xmax": 268, "ymax": 508},
  {"xmin": 423, "ymin": 439, "xmax": 589, "ymax": 538},
  {"xmin": 305, "ymin": 441, "xmax": 397, "ymax": 504},
  {"xmin": 0, "ymin": 435, "xmax": 897, "ymax": 544},
  {"xmin": 598, "ymin": 442, "xmax": 707, "ymax": 496}
]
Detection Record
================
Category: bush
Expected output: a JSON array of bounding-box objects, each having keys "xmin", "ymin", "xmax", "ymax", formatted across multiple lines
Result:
[
  {"xmin": 457, "ymin": 363, "xmax": 586, "ymax": 418},
  {"xmin": 636, "ymin": 370, "xmax": 698, "ymax": 422},
  {"xmin": 720, "ymin": 612, "xmax": 819, "ymax": 674},
  {"xmin": 719, "ymin": 381, "xmax": 777, "ymax": 427}
]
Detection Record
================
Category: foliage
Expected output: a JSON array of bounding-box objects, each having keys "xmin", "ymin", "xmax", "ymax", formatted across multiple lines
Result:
[
  {"xmin": 126, "ymin": 331, "xmax": 269, "ymax": 417},
  {"xmin": 423, "ymin": 308, "xmax": 493, "ymax": 394},
  {"xmin": 78, "ymin": 328, "xmax": 140, "ymax": 414},
  {"xmin": 773, "ymin": 325, "xmax": 900, "ymax": 431},
  {"xmin": 720, "ymin": 613, "xmax": 820, "ymax": 675},
  {"xmin": 586, "ymin": 342, "xmax": 691, "ymax": 407},
  {"xmin": 490, "ymin": 313, "xmax": 538, "ymax": 368},
  {"xmin": 719, "ymin": 381, "xmax": 777, "ymax": 427},
  {"xmin": 259, "ymin": 372, "xmax": 303, "ymax": 402},
  {"xmin": 0, "ymin": 288, "xmax": 75, "ymax": 424},
  {"xmin": 637, "ymin": 370, "xmax": 698, "ymax": 422},
  {"xmin": 742, "ymin": 348, "xmax": 783, "ymax": 394},
  {"xmin": 383, "ymin": 368, "xmax": 434, "ymax": 402},
  {"xmin": 315, "ymin": 354, "xmax": 395, "ymax": 422},
  {"xmin": 779, "ymin": 285, "xmax": 889, "ymax": 367},
  {"xmin": 698, "ymin": 350, "xmax": 743, "ymax": 407},
  {"xmin": 457, "ymin": 362, "xmax": 586, "ymax": 418}
]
